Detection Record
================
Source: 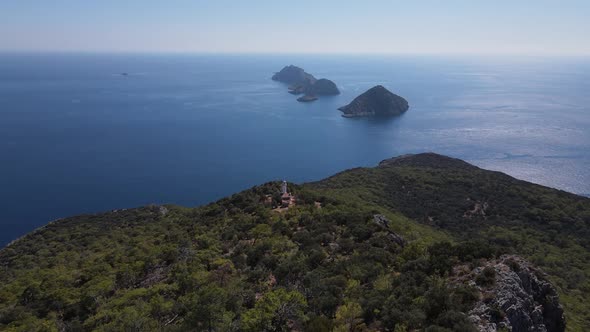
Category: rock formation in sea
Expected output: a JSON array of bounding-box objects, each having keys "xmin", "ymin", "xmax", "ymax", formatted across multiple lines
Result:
[
  {"xmin": 297, "ymin": 95, "xmax": 318, "ymax": 102},
  {"xmin": 272, "ymin": 65, "xmax": 339, "ymax": 102},
  {"xmin": 272, "ymin": 65, "xmax": 316, "ymax": 85},
  {"xmin": 338, "ymin": 85, "xmax": 409, "ymax": 117}
]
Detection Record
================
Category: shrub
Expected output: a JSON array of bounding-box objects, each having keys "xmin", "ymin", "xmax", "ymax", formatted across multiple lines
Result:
[{"xmin": 475, "ymin": 267, "xmax": 496, "ymax": 287}]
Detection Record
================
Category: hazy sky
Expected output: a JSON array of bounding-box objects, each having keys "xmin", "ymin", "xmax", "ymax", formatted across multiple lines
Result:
[{"xmin": 1, "ymin": 0, "xmax": 589, "ymax": 55}]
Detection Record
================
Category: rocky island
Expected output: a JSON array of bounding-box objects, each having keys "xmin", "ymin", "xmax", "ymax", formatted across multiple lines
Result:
[
  {"xmin": 338, "ymin": 85, "xmax": 409, "ymax": 117},
  {"xmin": 272, "ymin": 65, "xmax": 339, "ymax": 102},
  {"xmin": 296, "ymin": 95, "xmax": 318, "ymax": 102}
]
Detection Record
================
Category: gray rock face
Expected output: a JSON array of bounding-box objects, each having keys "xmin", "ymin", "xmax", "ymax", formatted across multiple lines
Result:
[
  {"xmin": 372, "ymin": 214, "xmax": 406, "ymax": 247},
  {"xmin": 466, "ymin": 255, "xmax": 565, "ymax": 332},
  {"xmin": 338, "ymin": 85, "xmax": 409, "ymax": 117},
  {"xmin": 272, "ymin": 65, "xmax": 340, "ymax": 102}
]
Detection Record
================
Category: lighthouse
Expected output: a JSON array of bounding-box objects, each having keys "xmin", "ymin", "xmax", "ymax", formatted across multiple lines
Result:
[{"xmin": 280, "ymin": 181, "xmax": 292, "ymax": 208}]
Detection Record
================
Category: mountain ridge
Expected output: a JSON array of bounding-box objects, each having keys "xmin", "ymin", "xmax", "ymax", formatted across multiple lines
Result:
[{"xmin": 1, "ymin": 153, "xmax": 589, "ymax": 331}]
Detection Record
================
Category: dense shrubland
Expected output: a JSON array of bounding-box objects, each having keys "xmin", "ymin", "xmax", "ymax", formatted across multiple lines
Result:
[{"xmin": 1, "ymin": 153, "xmax": 589, "ymax": 331}]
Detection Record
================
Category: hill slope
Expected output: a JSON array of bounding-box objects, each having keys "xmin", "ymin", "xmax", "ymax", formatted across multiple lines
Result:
[{"xmin": 1, "ymin": 153, "xmax": 589, "ymax": 331}]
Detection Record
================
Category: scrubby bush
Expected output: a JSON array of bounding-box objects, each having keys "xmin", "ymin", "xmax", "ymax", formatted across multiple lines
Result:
[{"xmin": 475, "ymin": 267, "xmax": 496, "ymax": 287}]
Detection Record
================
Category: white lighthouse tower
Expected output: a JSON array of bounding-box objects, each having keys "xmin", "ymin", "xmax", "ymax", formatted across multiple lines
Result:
[{"xmin": 280, "ymin": 180, "xmax": 292, "ymax": 208}]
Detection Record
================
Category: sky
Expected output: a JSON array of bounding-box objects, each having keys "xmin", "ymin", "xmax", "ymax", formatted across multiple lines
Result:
[{"xmin": 1, "ymin": 0, "xmax": 589, "ymax": 55}]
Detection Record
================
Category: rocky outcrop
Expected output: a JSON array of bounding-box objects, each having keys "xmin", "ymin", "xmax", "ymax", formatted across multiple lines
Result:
[
  {"xmin": 372, "ymin": 214, "xmax": 406, "ymax": 247},
  {"xmin": 288, "ymin": 85, "xmax": 306, "ymax": 95},
  {"xmin": 297, "ymin": 95, "xmax": 318, "ymax": 102},
  {"xmin": 456, "ymin": 255, "xmax": 566, "ymax": 332},
  {"xmin": 338, "ymin": 85, "xmax": 409, "ymax": 117},
  {"xmin": 310, "ymin": 78, "xmax": 340, "ymax": 95},
  {"xmin": 272, "ymin": 65, "xmax": 339, "ymax": 102},
  {"xmin": 272, "ymin": 65, "xmax": 316, "ymax": 85}
]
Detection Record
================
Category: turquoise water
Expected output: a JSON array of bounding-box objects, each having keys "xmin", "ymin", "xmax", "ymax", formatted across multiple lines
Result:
[{"xmin": 1, "ymin": 53, "xmax": 589, "ymax": 246}]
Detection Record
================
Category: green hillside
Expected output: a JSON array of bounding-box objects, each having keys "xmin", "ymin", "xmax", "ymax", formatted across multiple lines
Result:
[{"xmin": 1, "ymin": 153, "xmax": 589, "ymax": 331}]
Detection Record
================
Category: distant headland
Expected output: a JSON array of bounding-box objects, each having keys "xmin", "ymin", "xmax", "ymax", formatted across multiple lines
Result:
[
  {"xmin": 272, "ymin": 65, "xmax": 339, "ymax": 102},
  {"xmin": 338, "ymin": 85, "xmax": 409, "ymax": 118}
]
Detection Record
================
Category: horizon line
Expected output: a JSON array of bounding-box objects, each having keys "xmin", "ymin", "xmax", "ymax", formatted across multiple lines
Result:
[{"xmin": 1, "ymin": 50, "xmax": 590, "ymax": 58}]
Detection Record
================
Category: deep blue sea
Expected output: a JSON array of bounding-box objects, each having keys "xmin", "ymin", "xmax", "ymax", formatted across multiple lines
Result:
[{"xmin": 1, "ymin": 53, "xmax": 590, "ymax": 246}]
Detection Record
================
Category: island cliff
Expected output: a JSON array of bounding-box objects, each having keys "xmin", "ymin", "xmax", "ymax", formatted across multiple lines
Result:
[
  {"xmin": 338, "ymin": 85, "xmax": 409, "ymax": 117},
  {"xmin": 272, "ymin": 65, "xmax": 339, "ymax": 102},
  {"xmin": 1, "ymin": 153, "xmax": 587, "ymax": 331},
  {"xmin": 272, "ymin": 65, "xmax": 316, "ymax": 85}
]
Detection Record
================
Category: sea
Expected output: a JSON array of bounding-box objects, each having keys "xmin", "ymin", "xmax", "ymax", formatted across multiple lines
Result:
[{"xmin": 1, "ymin": 53, "xmax": 589, "ymax": 247}]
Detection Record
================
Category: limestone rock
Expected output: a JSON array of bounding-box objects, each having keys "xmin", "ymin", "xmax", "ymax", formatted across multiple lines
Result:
[
  {"xmin": 372, "ymin": 214, "xmax": 406, "ymax": 247},
  {"xmin": 466, "ymin": 255, "xmax": 565, "ymax": 332}
]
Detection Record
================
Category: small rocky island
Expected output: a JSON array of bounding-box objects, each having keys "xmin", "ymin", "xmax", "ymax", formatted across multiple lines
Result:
[
  {"xmin": 338, "ymin": 85, "xmax": 409, "ymax": 117},
  {"xmin": 272, "ymin": 65, "xmax": 339, "ymax": 102}
]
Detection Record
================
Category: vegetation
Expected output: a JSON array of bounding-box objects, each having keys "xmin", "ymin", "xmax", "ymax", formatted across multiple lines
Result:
[
  {"xmin": 0, "ymin": 153, "xmax": 589, "ymax": 331},
  {"xmin": 475, "ymin": 267, "xmax": 496, "ymax": 287},
  {"xmin": 313, "ymin": 153, "xmax": 590, "ymax": 330}
]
